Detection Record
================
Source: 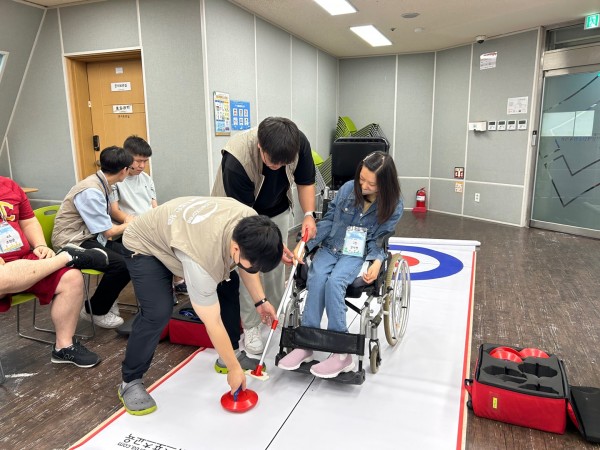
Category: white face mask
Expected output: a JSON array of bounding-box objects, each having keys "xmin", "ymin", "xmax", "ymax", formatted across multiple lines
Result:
[{"xmin": 362, "ymin": 189, "xmax": 377, "ymax": 196}]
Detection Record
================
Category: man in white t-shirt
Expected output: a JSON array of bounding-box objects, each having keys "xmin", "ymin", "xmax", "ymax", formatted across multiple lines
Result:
[
  {"xmin": 111, "ymin": 136, "xmax": 188, "ymax": 304},
  {"xmin": 110, "ymin": 136, "xmax": 157, "ymax": 224}
]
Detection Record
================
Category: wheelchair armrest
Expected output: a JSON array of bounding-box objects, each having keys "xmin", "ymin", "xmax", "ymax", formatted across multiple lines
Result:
[{"xmin": 376, "ymin": 230, "xmax": 395, "ymax": 251}]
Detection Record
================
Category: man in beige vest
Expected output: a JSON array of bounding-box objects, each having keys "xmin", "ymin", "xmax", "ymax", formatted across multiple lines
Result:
[
  {"xmin": 118, "ymin": 196, "xmax": 281, "ymax": 415},
  {"xmin": 52, "ymin": 146, "xmax": 133, "ymax": 329},
  {"xmin": 212, "ymin": 117, "xmax": 317, "ymax": 355}
]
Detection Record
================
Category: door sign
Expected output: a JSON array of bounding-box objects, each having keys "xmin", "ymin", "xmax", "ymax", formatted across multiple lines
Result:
[
  {"xmin": 111, "ymin": 81, "xmax": 132, "ymax": 91},
  {"xmin": 112, "ymin": 104, "xmax": 133, "ymax": 114}
]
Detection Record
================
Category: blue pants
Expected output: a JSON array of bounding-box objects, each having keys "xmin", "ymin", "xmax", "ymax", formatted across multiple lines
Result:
[{"xmin": 301, "ymin": 247, "xmax": 364, "ymax": 333}]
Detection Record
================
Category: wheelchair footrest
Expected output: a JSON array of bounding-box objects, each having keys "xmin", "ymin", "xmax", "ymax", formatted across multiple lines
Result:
[
  {"xmin": 275, "ymin": 354, "xmax": 365, "ymax": 385},
  {"xmin": 280, "ymin": 326, "xmax": 365, "ymax": 356}
]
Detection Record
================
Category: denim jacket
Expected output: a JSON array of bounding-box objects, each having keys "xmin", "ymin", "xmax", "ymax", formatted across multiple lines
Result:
[{"xmin": 308, "ymin": 180, "xmax": 403, "ymax": 262}]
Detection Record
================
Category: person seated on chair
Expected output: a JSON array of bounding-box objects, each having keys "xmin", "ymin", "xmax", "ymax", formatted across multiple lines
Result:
[
  {"xmin": 0, "ymin": 176, "xmax": 109, "ymax": 368},
  {"xmin": 211, "ymin": 117, "xmax": 317, "ymax": 355},
  {"xmin": 110, "ymin": 135, "xmax": 187, "ymax": 298},
  {"xmin": 52, "ymin": 146, "xmax": 133, "ymax": 329},
  {"xmin": 278, "ymin": 151, "xmax": 403, "ymax": 378},
  {"xmin": 118, "ymin": 196, "xmax": 282, "ymax": 415}
]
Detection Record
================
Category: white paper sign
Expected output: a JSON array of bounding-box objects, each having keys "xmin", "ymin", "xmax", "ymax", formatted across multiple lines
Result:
[
  {"xmin": 480, "ymin": 52, "xmax": 497, "ymax": 70},
  {"xmin": 111, "ymin": 82, "xmax": 131, "ymax": 91},
  {"xmin": 507, "ymin": 96, "xmax": 528, "ymax": 115},
  {"xmin": 113, "ymin": 104, "xmax": 133, "ymax": 114},
  {"xmin": 115, "ymin": 67, "xmax": 124, "ymax": 74}
]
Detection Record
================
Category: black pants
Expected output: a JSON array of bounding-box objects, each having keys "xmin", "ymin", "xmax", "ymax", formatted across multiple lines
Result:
[
  {"xmin": 122, "ymin": 253, "xmax": 241, "ymax": 383},
  {"xmin": 80, "ymin": 239, "xmax": 131, "ymax": 315}
]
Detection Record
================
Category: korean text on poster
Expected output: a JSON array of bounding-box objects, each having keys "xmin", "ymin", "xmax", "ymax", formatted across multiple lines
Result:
[
  {"xmin": 231, "ymin": 101, "xmax": 251, "ymax": 131},
  {"xmin": 507, "ymin": 96, "xmax": 528, "ymax": 115},
  {"xmin": 213, "ymin": 91, "xmax": 231, "ymax": 136}
]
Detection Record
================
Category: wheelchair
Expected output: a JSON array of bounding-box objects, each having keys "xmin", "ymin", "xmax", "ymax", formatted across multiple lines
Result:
[{"xmin": 275, "ymin": 232, "xmax": 411, "ymax": 385}]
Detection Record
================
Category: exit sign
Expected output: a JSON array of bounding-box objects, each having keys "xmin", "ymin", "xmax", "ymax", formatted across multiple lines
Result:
[{"xmin": 585, "ymin": 13, "xmax": 600, "ymax": 30}]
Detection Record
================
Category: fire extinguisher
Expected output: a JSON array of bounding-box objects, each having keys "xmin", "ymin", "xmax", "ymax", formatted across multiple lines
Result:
[{"xmin": 414, "ymin": 187, "xmax": 427, "ymax": 212}]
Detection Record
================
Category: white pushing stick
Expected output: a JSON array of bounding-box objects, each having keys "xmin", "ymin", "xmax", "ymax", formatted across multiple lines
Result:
[{"xmin": 248, "ymin": 231, "xmax": 309, "ymax": 380}]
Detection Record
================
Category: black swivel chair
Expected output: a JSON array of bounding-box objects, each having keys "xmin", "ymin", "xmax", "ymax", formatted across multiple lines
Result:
[
  {"xmin": 331, "ymin": 136, "xmax": 389, "ymax": 190},
  {"xmin": 321, "ymin": 136, "xmax": 390, "ymax": 215}
]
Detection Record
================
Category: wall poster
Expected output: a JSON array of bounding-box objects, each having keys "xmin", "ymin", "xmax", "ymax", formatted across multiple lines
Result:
[
  {"xmin": 231, "ymin": 100, "xmax": 251, "ymax": 131},
  {"xmin": 213, "ymin": 91, "xmax": 231, "ymax": 136}
]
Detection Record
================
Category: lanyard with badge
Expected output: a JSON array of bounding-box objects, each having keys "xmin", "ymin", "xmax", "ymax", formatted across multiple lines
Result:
[
  {"xmin": 0, "ymin": 207, "xmax": 24, "ymax": 254},
  {"xmin": 342, "ymin": 226, "xmax": 367, "ymax": 257},
  {"xmin": 95, "ymin": 172, "xmax": 110, "ymax": 247}
]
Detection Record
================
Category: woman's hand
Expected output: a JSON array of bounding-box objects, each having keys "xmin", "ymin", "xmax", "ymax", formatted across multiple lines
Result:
[
  {"xmin": 293, "ymin": 241, "xmax": 306, "ymax": 265},
  {"xmin": 362, "ymin": 260, "xmax": 382, "ymax": 284}
]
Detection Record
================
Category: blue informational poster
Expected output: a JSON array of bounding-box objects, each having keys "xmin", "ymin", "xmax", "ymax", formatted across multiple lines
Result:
[{"xmin": 231, "ymin": 101, "xmax": 251, "ymax": 130}]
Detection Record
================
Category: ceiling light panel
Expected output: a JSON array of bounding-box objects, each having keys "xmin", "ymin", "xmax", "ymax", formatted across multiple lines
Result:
[
  {"xmin": 314, "ymin": 0, "xmax": 356, "ymax": 16},
  {"xmin": 350, "ymin": 25, "xmax": 392, "ymax": 47}
]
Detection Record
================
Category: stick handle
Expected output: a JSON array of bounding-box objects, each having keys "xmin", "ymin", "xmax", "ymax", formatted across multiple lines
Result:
[{"xmin": 256, "ymin": 235, "xmax": 308, "ymax": 367}]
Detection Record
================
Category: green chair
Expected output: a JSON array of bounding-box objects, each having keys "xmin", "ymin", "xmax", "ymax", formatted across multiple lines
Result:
[
  {"xmin": 12, "ymin": 292, "xmax": 55, "ymax": 344},
  {"xmin": 24, "ymin": 205, "xmax": 97, "ymax": 340},
  {"xmin": 10, "ymin": 206, "xmax": 61, "ymax": 344}
]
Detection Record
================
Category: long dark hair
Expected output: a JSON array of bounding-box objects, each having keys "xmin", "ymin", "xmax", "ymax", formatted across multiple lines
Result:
[{"xmin": 353, "ymin": 151, "xmax": 401, "ymax": 223}]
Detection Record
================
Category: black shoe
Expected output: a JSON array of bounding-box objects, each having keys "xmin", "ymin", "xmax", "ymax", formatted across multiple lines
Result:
[
  {"xmin": 174, "ymin": 281, "xmax": 188, "ymax": 295},
  {"xmin": 51, "ymin": 338, "xmax": 100, "ymax": 368},
  {"xmin": 60, "ymin": 244, "xmax": 109, "ymax": 270}
]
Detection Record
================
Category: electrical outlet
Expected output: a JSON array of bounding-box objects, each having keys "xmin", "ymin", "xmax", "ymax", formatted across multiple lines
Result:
[{"xmin": 474, "ymin": 193, "xmax": 480, "ymax": 202}]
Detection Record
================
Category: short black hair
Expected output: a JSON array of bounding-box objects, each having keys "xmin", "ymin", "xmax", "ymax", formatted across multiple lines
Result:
[
  {"xmin": 232, "ymin": 215, "xmax": 283, "ymax": 273},
  {"xmin": 100, "ymin": 146, "xmax": 133, "ymax": 175},
  {"xmin": 257, "ymin": 117, "xmax": 300, "ymax": 165},
  {"xmin": 123, "ymin": 135, "xmax": 152, "ymax": 158}
]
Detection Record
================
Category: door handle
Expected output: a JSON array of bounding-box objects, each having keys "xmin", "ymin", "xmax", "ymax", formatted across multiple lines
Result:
[{"xmin": 93, "ymin": 135, "xmax": 100, "ymax": 151}]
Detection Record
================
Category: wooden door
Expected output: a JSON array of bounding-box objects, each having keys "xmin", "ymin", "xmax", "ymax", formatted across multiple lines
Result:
[{"xmin": 85, "ymin": 59, "xmax": 148, "ymax": 177}]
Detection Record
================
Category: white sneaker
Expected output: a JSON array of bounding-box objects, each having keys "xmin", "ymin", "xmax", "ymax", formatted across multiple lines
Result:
[
  {"xmin": 80, "ymin": 307, "xmax": 124, "ymax": 329},
  {"xmin": 243, "ymin": 325, "xmax": 265, "ymax": 355},
  {"xmin": 109, "ymin": 302, "xmax": 121, "ymax": 317}
]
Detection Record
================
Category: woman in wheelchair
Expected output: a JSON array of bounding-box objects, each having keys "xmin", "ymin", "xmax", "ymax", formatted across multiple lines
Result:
[{"xmin": 278, "ymin": 151, "xmax": 403, "ymax": 378}]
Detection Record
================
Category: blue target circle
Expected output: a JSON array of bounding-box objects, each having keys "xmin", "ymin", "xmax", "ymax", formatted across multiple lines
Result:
[{"xmin": 389, "ymin": 245, "xmax": 464, "ymax": 281}]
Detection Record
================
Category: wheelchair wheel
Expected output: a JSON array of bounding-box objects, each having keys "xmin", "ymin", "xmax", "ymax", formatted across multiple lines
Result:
[
  {"xmin": 383, "ymin": 253, "xmax": 411, "ymax": 347},
  {"xmin": 370, "ymin": 343, "xmax": 380, "ymax": 374}
]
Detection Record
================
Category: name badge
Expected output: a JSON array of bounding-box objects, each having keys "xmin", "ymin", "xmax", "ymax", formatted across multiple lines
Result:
[
  {"xmin": 0, "ymin": 222, "xmax": 24, "ymax": 253},
  {"xmin": 342, "ymin": 226, "xmax": 367, "ymax": 257}
]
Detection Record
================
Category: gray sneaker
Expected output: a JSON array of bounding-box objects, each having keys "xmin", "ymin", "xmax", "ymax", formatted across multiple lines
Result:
[
  {"xmin": 118, "ymin": 379, "xmax": 157, "ymax": 416},
  {"xmin": 214, "ymin": 350, "xmax": 266, "ymax": 374}
]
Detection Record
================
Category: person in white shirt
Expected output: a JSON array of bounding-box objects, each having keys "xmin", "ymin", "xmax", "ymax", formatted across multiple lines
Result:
[{"xmin": 110, "ymin": 136, "xmax": 187, "ymax": 303}]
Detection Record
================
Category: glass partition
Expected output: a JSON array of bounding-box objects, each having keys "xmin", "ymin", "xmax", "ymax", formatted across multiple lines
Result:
[{"xmin": 531, "ymin": 68, "xmax": 600, "ymax": 237}]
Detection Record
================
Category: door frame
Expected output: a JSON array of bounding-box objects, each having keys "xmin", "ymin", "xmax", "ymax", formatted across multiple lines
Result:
[{"xmin": 65, "ymin": 50, "xmax": 142, "ymax": 181}]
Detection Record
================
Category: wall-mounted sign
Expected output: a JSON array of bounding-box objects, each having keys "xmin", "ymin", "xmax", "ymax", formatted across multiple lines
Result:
[
  {"xmin": 231, "ymin": 100, "xmax": 251, "ymax": 131},
  {"xmin": 480, "ymin": 52, "xmax": 497, "ymax": 70},
  {"xmin": 455, "ymin": 182, "xmax": 464, "ymax": 193},
  {"xmin": 213, "ymin": 91, "xmax": 231, "ymax": 136},
  {"xmin": 507, "ymin": 96, "xmax": 528, "ymax": 115},
  {"xmin": 454, "ymin": 167, "xmax": 464, "ymax": 179},
  {"xmin": 113, "ymin": 104, "xmax": 133, "ymax": 114},
  {"xmin": 584, "ymin": 13, "xmax": 599, "ymax": 30},
  {"xmin": 111, "ymin": 81, "xmax": 131, "ymax": 91}
]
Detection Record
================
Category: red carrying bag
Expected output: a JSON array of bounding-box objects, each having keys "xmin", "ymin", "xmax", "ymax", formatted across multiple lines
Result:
[
  {"xmin": 464, "ymin": 343, "xmax": 569, "ymax": 434},
  {"xmin": 168, "ymin": 304, "xmax": 214, "ymax": 348}
]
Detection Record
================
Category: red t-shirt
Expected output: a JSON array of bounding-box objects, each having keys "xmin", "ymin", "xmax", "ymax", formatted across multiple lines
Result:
[{"xmin": 0, "ymin": 176, "xmax": 34, "ymax": 262}]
